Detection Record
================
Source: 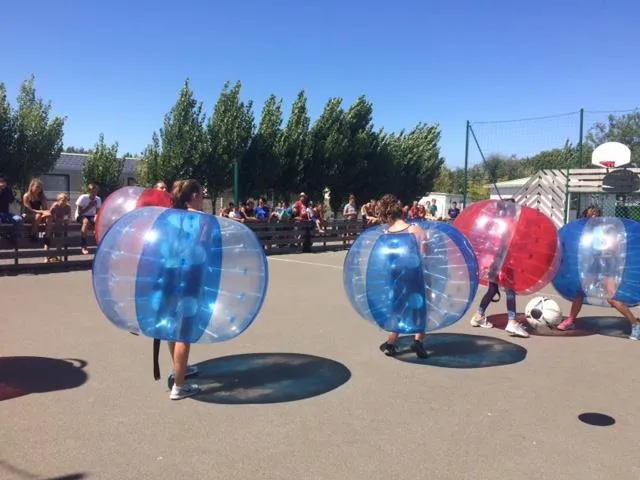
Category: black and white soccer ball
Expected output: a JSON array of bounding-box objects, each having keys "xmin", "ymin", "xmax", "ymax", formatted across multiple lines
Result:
[{"xmin": 525, "ymin": 296, "xmax": 563, "ymax": 329}]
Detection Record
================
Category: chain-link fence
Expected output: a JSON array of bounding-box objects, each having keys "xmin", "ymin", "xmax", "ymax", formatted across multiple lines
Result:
[{"xmin": 464, "ymin": 107, "xmax": 640, "ymax": 223}]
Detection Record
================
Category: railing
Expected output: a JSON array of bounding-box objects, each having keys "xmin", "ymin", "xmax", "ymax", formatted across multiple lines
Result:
[{"xmin": 0, "ymin": 219, "xmax": 367, "ymax": 276}]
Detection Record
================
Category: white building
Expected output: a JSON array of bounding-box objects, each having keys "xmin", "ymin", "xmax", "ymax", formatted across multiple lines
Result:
[
  {"xmin": 42, "ymin": 153, "xmax": 140, "ymax": 203},
  {"xmin": 485, "ymin": 177, "xmax": 531, "ymax": 200}
]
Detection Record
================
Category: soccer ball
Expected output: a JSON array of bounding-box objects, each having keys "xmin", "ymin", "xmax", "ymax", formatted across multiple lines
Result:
[{"xmin": 525, "ymin": 296, "xmax": 563, "ymax": 329}]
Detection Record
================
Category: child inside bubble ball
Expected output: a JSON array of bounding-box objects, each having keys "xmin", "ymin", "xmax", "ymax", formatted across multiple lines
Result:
[
  {"xmin": 557, "ymin": 208, "xmax": 640, "ymax": 339},
  {"xmin": 377, "ymin": 194, "xmax": 429, "ymax": 359},
  {"xmin": 162, "ymin": 179, "xmax": 204, "ymax": 400},
  {"xmin": 469, "ymin": 199, "xmax": 529, "ymax": 338}
]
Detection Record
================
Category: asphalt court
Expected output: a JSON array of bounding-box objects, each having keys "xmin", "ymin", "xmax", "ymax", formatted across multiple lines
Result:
[{"xmin": 1, "ymin": 251, "xmax": 639, "ymax": 480}]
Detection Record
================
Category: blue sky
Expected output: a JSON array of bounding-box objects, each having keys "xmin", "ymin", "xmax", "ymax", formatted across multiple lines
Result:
[{"xmin": 1, "ymin": 0, "xmax": 638, "ymax": 168}]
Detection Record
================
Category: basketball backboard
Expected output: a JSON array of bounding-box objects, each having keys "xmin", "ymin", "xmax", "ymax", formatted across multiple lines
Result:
[
  {"xmin": 602, "ymin": 169, "xmax": 640, "ymax": 193},
  {"xmin": 592, "ymin": 141, "xmax": 631, "ymax": 169}
]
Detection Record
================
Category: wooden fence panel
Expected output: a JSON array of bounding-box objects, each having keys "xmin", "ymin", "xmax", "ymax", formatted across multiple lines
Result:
[{"xmin": 0, "ymin": 219, "xmax": 366, "ymax": 275}]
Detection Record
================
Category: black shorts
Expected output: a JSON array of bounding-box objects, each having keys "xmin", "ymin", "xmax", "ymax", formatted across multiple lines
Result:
[{"xmin": 77, "ymin": 215, "xmax": 95, "ymax": 225}]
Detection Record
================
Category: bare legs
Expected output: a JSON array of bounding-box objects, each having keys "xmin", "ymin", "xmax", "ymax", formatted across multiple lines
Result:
[
  {"xmin": 558, "ymin": 279, "xmax": 640, "ymax": 336},
  {"xmin": 168, "ymin": 341, "xmax": 191, "ymax": 387}
]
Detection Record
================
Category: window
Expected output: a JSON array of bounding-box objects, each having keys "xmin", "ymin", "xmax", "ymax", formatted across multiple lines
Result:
[
  {"xmin": 127, "ymin": 177, "xmax": 137, "ymax": 186},
  {"xmin": 42, "ymin": 174, "xmax": 70, "ymax": 198}
]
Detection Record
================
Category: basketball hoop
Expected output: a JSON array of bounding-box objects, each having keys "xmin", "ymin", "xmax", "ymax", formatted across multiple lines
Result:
[
  {"xmin": 599, "ymin": 160, "xmax": 616, "ymax": 169},
  {"xmin": 592, "ymin": 142, "xmax": 631, "ymax": 169}
]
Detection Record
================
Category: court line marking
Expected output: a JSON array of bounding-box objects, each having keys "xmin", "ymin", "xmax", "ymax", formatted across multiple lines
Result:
[
  {"xmin": 268, "ymin": 257, "xmax": 343, "ymax": 270},
  {"xmin": 267, "ymin": 256, "xmax": 567, "ymax": 300}
]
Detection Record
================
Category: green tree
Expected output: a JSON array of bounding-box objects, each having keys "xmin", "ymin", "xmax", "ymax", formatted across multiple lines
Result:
[
  {"xmin": 385, "ymin": 123, "xmax": 444, "ymax": 203},
  {"xmin": 451, "ymin": 167, "xmax": 468, "ymax": 194},
  {"xmin": 433, "ymin": 165, "xmax": 454, "ymax": 193},
  {"xmin": 466, "ymin": 164, "xmax": 489, "ymax": 200},
  {"xmin": 482, "ymin": 154, "xmax": 525, "ymax": 183},
  {"xmin": 137, "ymin": 132, "xmax": 161, "ymax": 187},
  {"xmin": 0, "ymin": 83, "xmax": 15, "ymax": 181},
  {"xmin": 305, "ymin": 97, "xmax": 349, "ymax": 206},
  {"xmin": 241, "ymin": 94, "xmax": 283, "ymax": 198},
  {"xmin": 329, "ymin": 95, "xmax": 376, "ymax": 211},
  {"xmin": 355, "ymin": 128, "xmax": 394, "ymax": 203},
  {"xmin": 435, "ymin": 166, "xmax": 473, "ymax": 196},
  {"xmin": 10, "ymin": 76, "xmax": 65, "ymax": 189},
  {"xmin": 586, "ymin": 111, "xmax": 640, "ymax": 162},
  {"xmin": 205, "ymin": 81, "xmax": 254, "ymax": 207},
  {"xmin": 138, "ymin": 79, "xmax": 206, "ymax": 190},
  {"xmin": 64, "ymin": 146, "xmax": 91, "ymax": 154},
  {"xmin": 521, "ymin": 140, "xmax": 582, "ymax": 173},
  {"xmin": 276, "ymin": 90, "xmax": 309, "ymax": 200},
  {"xmin": 82, "ymin": 133, "xmax": 124, "ymax": 197}
]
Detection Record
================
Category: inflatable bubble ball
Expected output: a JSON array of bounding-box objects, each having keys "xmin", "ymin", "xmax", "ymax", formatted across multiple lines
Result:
[
  {"xmin": 95, "ymin": 186, "xmax": 172, "ymax": 243},
  {"xmin": 454, "ymin": 199, "xmax": 561, "ymax": 295},
  {"xmin": 343, "ymin": 221, "xmax": 479, "ymax": 334},
  {"xmin": 552, "ymin": 216, "xmax": 640, "ymax": 307},
  {"xmin": 92, "ymin": 207, "xmax": 269, "ymax": 343}
]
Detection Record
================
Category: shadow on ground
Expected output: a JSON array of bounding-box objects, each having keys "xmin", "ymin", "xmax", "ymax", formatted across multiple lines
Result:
[
  {"xmin": 393, "ymin": 333, "xmax": 527, "ymax": 368},
  {"xmin": 578, "ymin": 412, "xmax": 616, "ymax": 427},
  {"xmin": 170, "ymin": 353, "xmax": 351, "ymax": 405},
  {"xmin": 0, "ymin": 357, "xmax": 88, "ymax": 402},
  {"xmin": 0, "ymin": 459, "xmax": 87, "ymax": 479},
  {"xmin": 486, "ymin": 313, "xmax": 594, "ymax": 338},
  {"xmin": 576, "ymin": 316, "xmax": 631, "ymax": 339},
  {"xmin": 45, "ymin": 475, "xmax": 86, "ymax": 480}
]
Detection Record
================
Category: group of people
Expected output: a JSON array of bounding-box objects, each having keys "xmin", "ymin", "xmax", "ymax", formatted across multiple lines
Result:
[
  {"xmin": 376, "ymin": 198, "xmax": 640, "ymax": 362},
  {"xmin": 5, "ymin": 175, "xmax": 639, "ymax": 399},
  {"xmin": 344, "ymin": 196, "xmax": 461, "ymax": 229},
  {"xmin": 218, "ymin": 193, "xmax": 329, "ymax": 233},
  {"xmin": 0, "ymin": 175, "xmax": 102, "ymax": 260}
]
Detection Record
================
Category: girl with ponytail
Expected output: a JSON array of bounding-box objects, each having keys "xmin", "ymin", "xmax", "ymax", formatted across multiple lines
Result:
[{"xmin": 156, "ymin": 179, "xmax": 204, "ymax": 400}]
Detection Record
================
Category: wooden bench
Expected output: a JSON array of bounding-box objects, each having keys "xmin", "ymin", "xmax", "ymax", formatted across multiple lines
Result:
[
  {"xmin": 0, "ymin": 218, "xmax": 365, "ymax": 275},
  {"xmin": 0, "ymin": 222, "xmax": 96, "ymax": 274}
]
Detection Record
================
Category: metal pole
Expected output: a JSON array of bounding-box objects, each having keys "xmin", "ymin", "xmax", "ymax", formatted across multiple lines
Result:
[
  {"xmin": 578, "ymin": 108, "xmax": 584, "ymax": 167},
  {"xmin": 233, "ymin": 159, "xmax": 239, "ymax": 206},
  {"xmin": 462, "ymin": 120, "xmax": 470, "ymax": 208}
]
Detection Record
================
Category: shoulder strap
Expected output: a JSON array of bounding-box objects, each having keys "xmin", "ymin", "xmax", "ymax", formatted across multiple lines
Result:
[{"xmin": 153, "ymin": 339, "xmax": 161, "ymax": 380}]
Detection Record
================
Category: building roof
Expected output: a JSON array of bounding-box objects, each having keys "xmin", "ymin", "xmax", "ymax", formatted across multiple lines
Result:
[
  {"xmin": 425, "ymin": 192, "xmax": 464, "ymax": 196},
  {"xmin": 484, "ymin": 177, "xmax": 531, "ymax": 189},
  {"xmin": 53, "ymin": 153, "xmax": 139, "ymax": 174}
]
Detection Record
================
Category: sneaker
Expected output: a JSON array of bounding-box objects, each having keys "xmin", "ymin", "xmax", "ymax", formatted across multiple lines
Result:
[
  {"xmin": 505, "ymin": 321, "xmax": 529, "ymax": 338},
  {"xmin": 470, "ymin": 313, "xmax": 493, "ymax": 329},
  {"xmin": 557, "ymin": 318, "xmax": 576, "ymax": 331},
  {"xmin": 169, "ymin": 365, "xmax": 199, "ymax": 379},
  {"xmin": 379, "ymin": 342, "xmax": 397, "ymax": 357},
  {"xmin": 629, "ymin": 323, "xmax": 640, "ymax": 341},
  {"xmin": 410, "ymin": 340, "xmax": 429, "ymax": 359},
  {"xmin": 170, "ymin": 383, "xmax": 201, "ymax": 400}
]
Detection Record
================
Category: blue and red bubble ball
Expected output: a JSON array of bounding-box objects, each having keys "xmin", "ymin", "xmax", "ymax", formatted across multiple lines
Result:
[
  {"xmin": 95, "ymin": 186, "xmax": 172, "ymax": 243},
  {"xmin": 454, "ymin": 199, "xmax": 561, "ymax": 295}
]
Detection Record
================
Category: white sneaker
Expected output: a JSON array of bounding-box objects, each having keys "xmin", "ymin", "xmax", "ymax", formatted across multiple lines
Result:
[
  {"xmin": 470, "ymin": 313, "xmax": 493, "ymax": 329},
  {"xmin": 170, "ymin": 383, "xmax": 201, "ymax": 400},
  {"xmin": 505, "ymin": 321, "xmax": 529, "ymax": 338}
]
